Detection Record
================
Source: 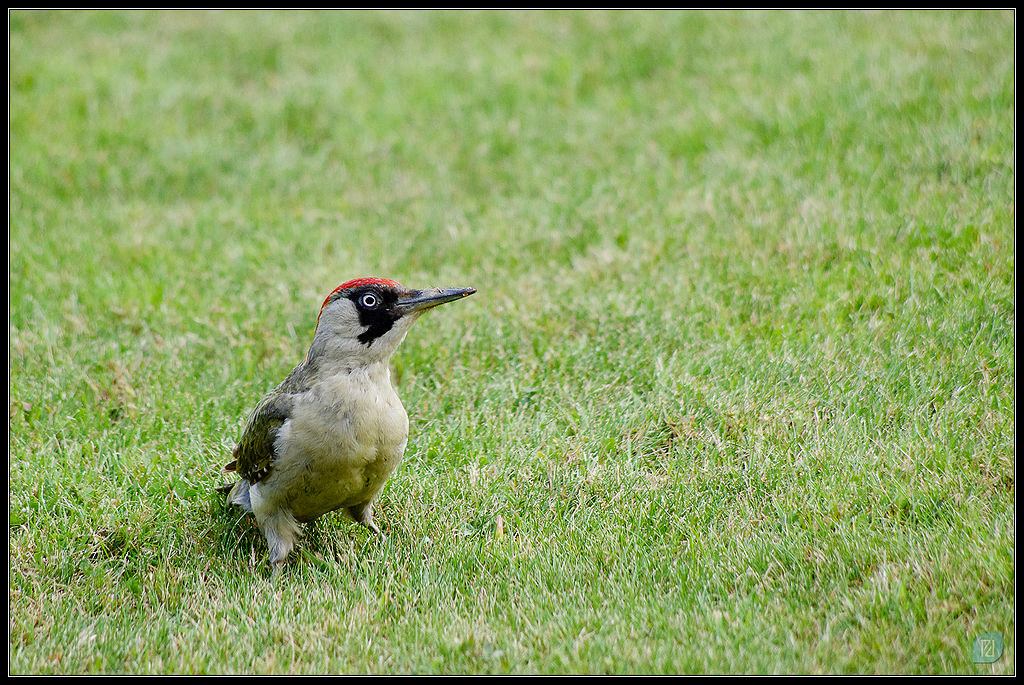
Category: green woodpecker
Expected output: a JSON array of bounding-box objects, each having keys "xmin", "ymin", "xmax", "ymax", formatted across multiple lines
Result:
[{"xmin": 222, "ymin": 277, "xmax": 475, "ymax": 566}]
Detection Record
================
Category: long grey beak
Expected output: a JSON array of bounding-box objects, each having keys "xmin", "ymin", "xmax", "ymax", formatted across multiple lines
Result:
[{"xmin": 397, "ymin": 286, "xmax": 476, "ymax": 314}]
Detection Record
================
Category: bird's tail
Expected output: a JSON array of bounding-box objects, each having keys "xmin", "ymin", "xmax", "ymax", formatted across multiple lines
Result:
[{"xmin": 217, "ymin": 479, "xmax": 253, "ymax": 512}]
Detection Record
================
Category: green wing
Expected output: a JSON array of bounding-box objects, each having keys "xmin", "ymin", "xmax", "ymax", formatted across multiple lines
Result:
[{"xmin": 226, "ymin": 394, "xmax": 293, "ymax": 485}]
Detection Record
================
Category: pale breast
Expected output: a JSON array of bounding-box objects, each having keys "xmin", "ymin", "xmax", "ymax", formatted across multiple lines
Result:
[{"xmin": 267, "ymin": 368, "xmax": 409, "ymax": 522}]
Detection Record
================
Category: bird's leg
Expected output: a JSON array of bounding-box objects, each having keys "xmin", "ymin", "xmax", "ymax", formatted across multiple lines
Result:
[
  {"xmin": 258, "ymin": 510, "xmax": 303, "ymax": 567},
  {"xmin": 347, "ymin": 503, "xmax": 382, "ymax": 535}
]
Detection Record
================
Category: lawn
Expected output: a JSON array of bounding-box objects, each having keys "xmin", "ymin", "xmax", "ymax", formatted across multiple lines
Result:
[{"xmin": 8, "ymin": 9, "xmax": 1014, "ymax": 674}]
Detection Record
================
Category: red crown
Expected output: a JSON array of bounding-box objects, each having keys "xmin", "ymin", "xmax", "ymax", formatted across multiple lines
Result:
[
  {"xmin": 336, "ymin": 277, "xmax": 402, "ymax": 292},
  {"xmin": 317, "ymin": 277, "xmax": 403, "ymax": 325}
]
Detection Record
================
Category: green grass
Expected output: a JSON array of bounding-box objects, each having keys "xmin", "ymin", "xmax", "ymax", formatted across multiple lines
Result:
[{"xmin": 8, "ymin": 9, "xmax": 1014, "ymax": 674}]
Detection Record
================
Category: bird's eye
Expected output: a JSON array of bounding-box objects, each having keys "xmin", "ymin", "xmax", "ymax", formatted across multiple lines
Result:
[{"xmin": 359, "ymin": 292, "xmax": 379, "ymax": 310}]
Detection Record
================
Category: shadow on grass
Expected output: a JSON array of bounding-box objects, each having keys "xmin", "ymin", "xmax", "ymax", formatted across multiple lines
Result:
[{"xmin": 205, "ymin": 486, "xmax": 392, "ymax": 575}]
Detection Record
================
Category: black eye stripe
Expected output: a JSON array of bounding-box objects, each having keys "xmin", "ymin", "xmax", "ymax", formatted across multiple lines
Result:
[
  {"xmin": 350, "ymin": 287, "xmax": 394, "ymax": 309},
  {"xmin": 348, "ymin": 287, "xmax": 401, "ymax": 346}
]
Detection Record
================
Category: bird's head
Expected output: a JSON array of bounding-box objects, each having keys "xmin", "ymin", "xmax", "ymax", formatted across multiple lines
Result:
[{"xmin": 307, "ymin": 277, "xmax": 476, "ymax": 370}]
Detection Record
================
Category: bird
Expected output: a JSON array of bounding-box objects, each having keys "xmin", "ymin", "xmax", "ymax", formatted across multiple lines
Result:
[{"xmin": 220, "ymin": 277, "xmax": 476, "ymax": 567}]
